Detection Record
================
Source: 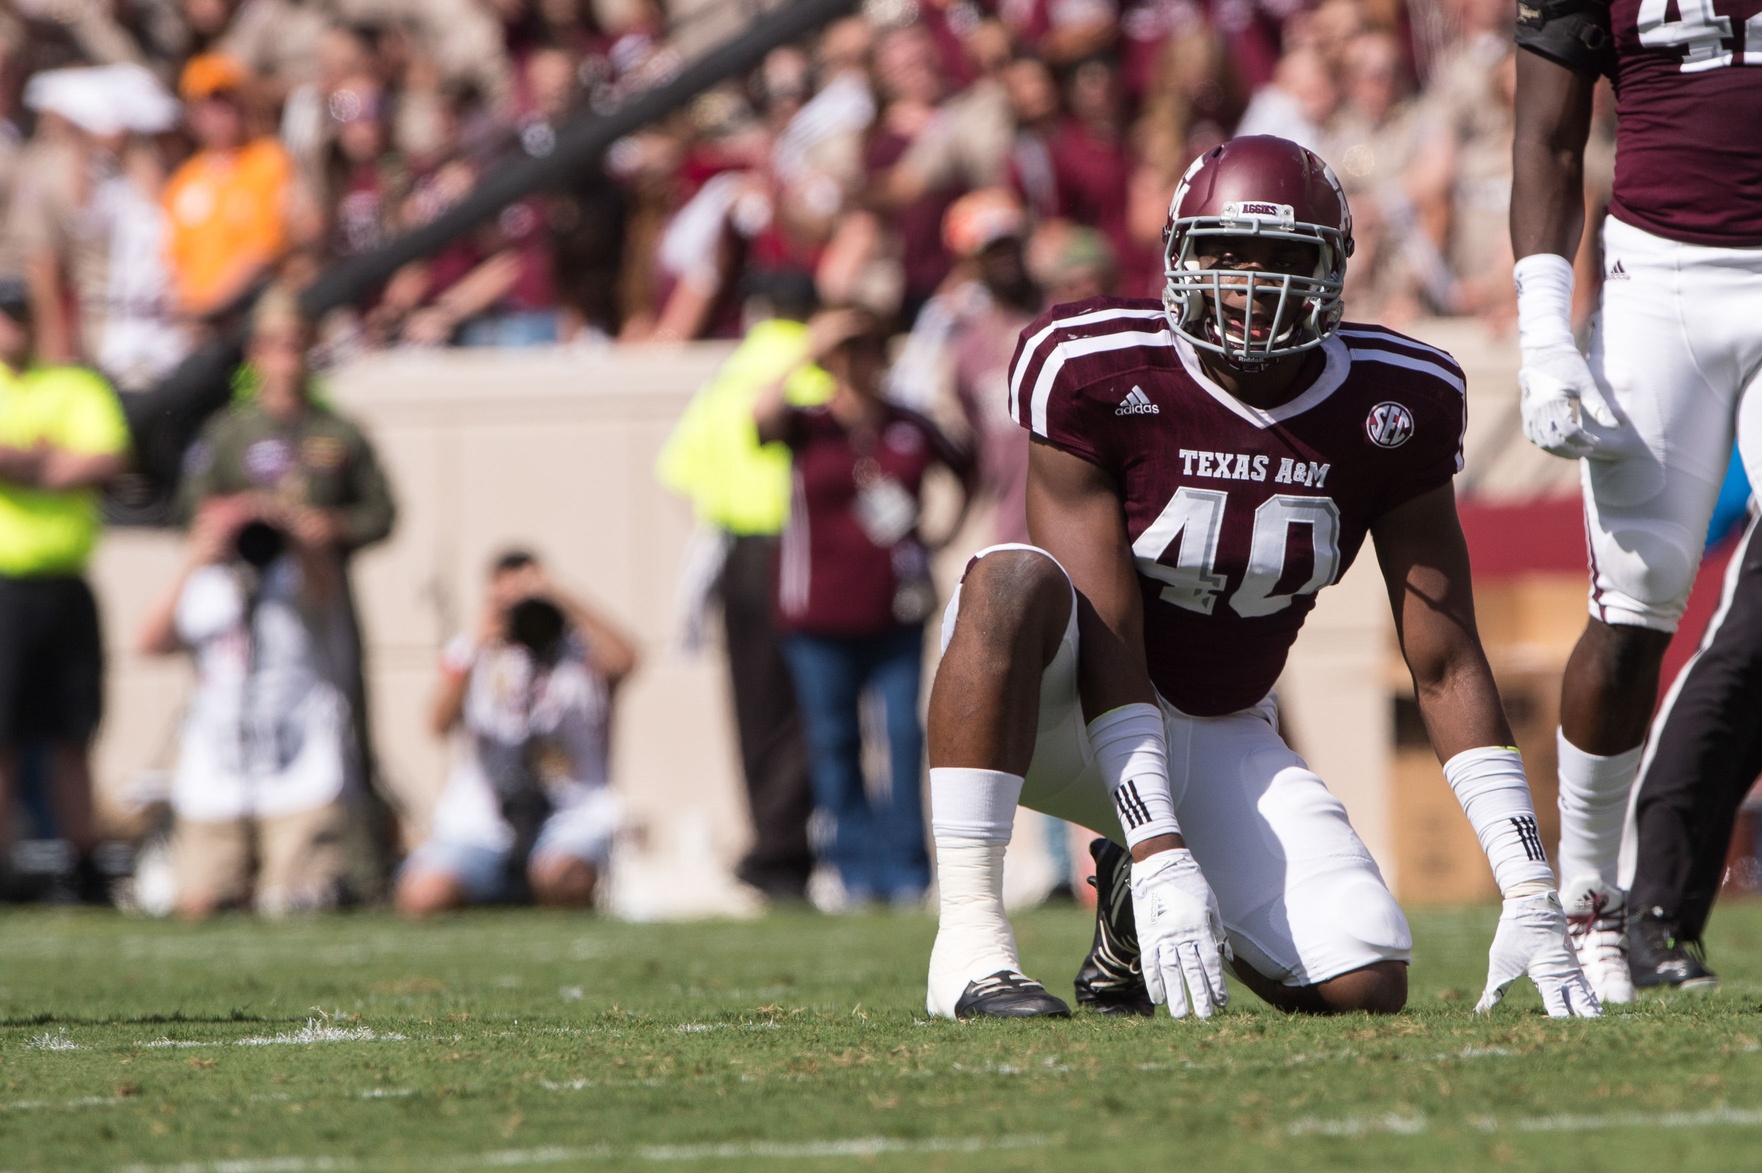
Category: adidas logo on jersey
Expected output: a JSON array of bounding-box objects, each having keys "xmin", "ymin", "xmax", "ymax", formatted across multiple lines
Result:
[
  {"xmin": 1607, "ymin": 259, "xmax": 1630, "ymax": 280},
  {"xmin": 1116, "ymin": 386, "xmax": 1160, "ymax": 416}
]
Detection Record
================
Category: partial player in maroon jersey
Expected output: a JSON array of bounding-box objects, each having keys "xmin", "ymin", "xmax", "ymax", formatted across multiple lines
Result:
[
  {"xmin": 921, "ymin": 136, "xmax": 1597, "ymax": 1023},
  {"xmin": 1513, "ymin": 0, "xmax": 1762, "ymax": 1001}
]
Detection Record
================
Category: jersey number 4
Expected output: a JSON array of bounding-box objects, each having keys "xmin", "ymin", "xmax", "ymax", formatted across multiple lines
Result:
[
  {"xmin": 1131, "ymin": 487, "xmax": 1341, "ymax": 618},
  {"xmin": 1638, "ymin": 0, "xmax": 1762, "ymax": 72}
]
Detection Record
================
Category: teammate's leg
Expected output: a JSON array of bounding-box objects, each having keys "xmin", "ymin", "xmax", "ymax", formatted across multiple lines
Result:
[
  {"xmin": 1556, "ymin": 219, "xmax": 1740, "ymax": 1000},
  {"xmin": 925, "ymin": 548, "xmax": 1076, "ymax": 1018}
]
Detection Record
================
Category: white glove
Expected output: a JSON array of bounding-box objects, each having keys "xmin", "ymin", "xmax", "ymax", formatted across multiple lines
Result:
[
  {"xmin": 1130, "ymin": 848, "xmax": 1231, "ymax": 1019},
  {"xmin": 1518, "ymin": 343, "xmax": 1625, "ymax": 461},
  {"xmin": 1474, "ymin": 891, "xmax": 1602, "ymax": 1018}
]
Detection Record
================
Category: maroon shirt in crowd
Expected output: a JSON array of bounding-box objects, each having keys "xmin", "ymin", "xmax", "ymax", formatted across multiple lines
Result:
[
  {"xmin": 776, "ymin": 403, "xmax": 972, "ymax": 637},
  {"xmin": 1010, "ymin": 299, "xmax": 1465, "ymax": 715},
  {"xmin": 1049, "ymin": 119, "xmax": 1158, "ymax": 294},
  {"xmin": 866, "ymin": 128, "xmax": 961, "ymax": 310}
]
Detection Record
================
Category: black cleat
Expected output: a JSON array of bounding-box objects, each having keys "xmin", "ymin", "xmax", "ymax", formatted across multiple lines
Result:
[
  {"xmin": 1073, "ymin": 838, "xmax": 1154, "ymax": 1017},
  {"xmin": 953, "ymin": 971, "xmax": 1072, "ymax": 1019},
  {"xmin": 1629, "ymin": 907, "xmax": 1719, "ymax": 992}
]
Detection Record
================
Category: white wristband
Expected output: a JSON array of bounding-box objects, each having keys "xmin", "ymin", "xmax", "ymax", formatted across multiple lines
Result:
[
  {"xmin": 1443, "ymin": 745, "xmax": 1555, "ymax": 896},
  {"xmin": 1513, "ymin": 252, "xmax": 1576, "ymax": 352},
  {"xmin": 1087, "ymin": 703, "xmax": 1181, "ymax": 849}
]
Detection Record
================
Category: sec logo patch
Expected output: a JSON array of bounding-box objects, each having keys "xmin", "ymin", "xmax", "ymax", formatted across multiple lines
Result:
[{"xmin": 1365, "ymin": 401, "xmax": 1415, "ymax": 449}]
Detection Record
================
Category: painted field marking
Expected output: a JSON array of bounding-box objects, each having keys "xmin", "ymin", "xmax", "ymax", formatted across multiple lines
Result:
[
  {"xmin": 114, "ymin": 1133, "xmax": 1056, "ymax": 1172},
  {"xmin": 1288, "ymin": 1105, "xmax": 1762, "ymax": 1138}
]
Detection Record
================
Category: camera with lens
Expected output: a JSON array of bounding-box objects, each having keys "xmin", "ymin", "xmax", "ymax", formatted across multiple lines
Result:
[
  {"xmin": 506, "ymin": 595, "xmax": 567, "ymax": 667},
  {"xmin": 233, "ymin": 519, "xmax": 288, "ymax": 569}
]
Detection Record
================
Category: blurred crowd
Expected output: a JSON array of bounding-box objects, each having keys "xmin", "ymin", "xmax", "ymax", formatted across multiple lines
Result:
[{"xmin": 0, "ymin": 0, "xmax": 1617, "ymax": 398}]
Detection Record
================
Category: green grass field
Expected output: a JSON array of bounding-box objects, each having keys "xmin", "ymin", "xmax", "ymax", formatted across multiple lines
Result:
[{"xmin": 3, "ymin": 901, "xmax": 1761, "ymax": 1172}]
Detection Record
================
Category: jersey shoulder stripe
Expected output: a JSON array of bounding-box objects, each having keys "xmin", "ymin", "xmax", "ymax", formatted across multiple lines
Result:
[
  {"xmin": 1340, "ymin": 323, "xmax": 1467, "ymax": 472},
  {"xmin": 1009, "ymin": 298, "xmax": 1168, "ymax": 427},
  {"xmin": 1346, "ymin": 344, "xmax": 1466, "ymax": 393},
  {"xmin": 1337, "ymin": 324, "xmax": 1464, "ymax": 375}
]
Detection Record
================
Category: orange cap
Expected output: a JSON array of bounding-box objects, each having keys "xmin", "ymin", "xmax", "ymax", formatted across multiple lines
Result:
[
  {"xmin": 179, "ymin": 53, "xmax": 249, "ymax": 100},
  {"xmin": 943, "ymin": 188, "xmax": 1028, "ymax": 259}
]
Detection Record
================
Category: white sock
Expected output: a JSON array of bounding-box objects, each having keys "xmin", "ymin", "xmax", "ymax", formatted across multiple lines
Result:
[
  {"xmin": 926, "ymin": 768, "xmax": 1022, "ymax": 1018},
  {"xmin": 1555, "ymin": 729, "xmax": 1644, "ymax": 898}
]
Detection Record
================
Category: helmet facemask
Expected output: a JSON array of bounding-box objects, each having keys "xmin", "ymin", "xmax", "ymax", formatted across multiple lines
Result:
[{"xmin": 1162, "ymin": 203, "xmax": 1349, "ymax": 371}]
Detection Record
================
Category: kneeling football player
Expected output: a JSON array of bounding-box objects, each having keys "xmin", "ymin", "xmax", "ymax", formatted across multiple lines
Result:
[{"xmin": 925, "ymin": 136, "xmax": 1599, "ymax": 1020}]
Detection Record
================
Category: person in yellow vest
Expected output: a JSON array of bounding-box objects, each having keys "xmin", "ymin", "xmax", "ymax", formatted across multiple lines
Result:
[
  {"xmin": 0, "ymin": 276, "xmax": 131, "ymax": 902},
  {"xmin": 656, "ymin": 272, "xmax": 831, "ymax": 901}
]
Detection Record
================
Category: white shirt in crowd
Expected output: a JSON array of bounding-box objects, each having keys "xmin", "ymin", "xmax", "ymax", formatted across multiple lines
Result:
[{"xmin": 172, "ymin": 559, "xmax": 354, "ymax": 823}]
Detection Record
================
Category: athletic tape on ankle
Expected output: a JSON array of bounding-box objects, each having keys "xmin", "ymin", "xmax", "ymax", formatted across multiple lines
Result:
[
  {"xmin": 929, "ymin": 768, "xmax": 1023, "ymax": 844},
  {"xmin": 1514, "ymin": 252, "xmax": 1576, "ymax": 352},
  {"xmin": 1086, "ymin": 703, "xmax": 1181, "ymax": 849},
  {"xmin": 1443, "ymin": 746, "xmax": 1555, "ymax": 895}
]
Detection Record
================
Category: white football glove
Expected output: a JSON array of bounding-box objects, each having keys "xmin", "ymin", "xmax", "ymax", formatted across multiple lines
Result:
[
  {"xmin": 1518, "ymin": 344, "xmax": 1626, "ymax": 461},
  {"xmin": 1474, "ymin": 890, "xmax": 1602, "ymax": 1018},
  {"xmin": 1130, "ymin": 848, "xmax": 1231, "ymax": 1020}
]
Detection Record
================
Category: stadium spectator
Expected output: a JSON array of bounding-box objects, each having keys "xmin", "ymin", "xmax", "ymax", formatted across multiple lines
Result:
[
  {"xmin": 1322, "ymin": 30, "xmax": 1424, "ymax": 317},
  {"xmin": 320, "ymin": 72, "xmax": 405, "ymax": 265},
  {"xmin": 396, "ymin": 549, "xmax": 636, "ymax": 914},
  {"xmin": 178, "ymin": 286, "xmax": 397, "ymax": 893},
  {"xmin": 8, "ymin": 64, "xmax": 187, "ymax": 387},
  {"xmin": 655, "ymin": 272, "xmax": 829, "ymax": 901},
  {"xmin": 134, "ymin": 494, "xmax": 354, "ymax": 918},
  {"xmin": 1405, "ymin": 42, "xmax": 1518, "ymax": 320},
  {"xmin": 1047, "ymin": 55, "xmax": 1148, "ymax": 294},
  {"xmin": 1234, "ymin": 44, "xmax": 1337, "ymax": 154},
  {"xmin": 1025, "ymin": 219, "xmax": 1117, "ymax": 307},
  {"xmin": 755, "ymin": 307, "xmax": 974, "ymax": 907},
  {"xmin": 162, "ymin": 53, "xmax": 315, "ymax": 319},
  {"xmin": 891, "ymin": 189, "xmax": 1040, "ymax": 542},
  {"xmin": 0, "ymin": 276, "xmax": 130, "ymax": 903}
]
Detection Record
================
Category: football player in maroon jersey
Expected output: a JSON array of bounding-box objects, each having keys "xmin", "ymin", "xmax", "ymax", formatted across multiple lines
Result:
[
  {"xmin": 922, "ymin": 136, "xmax": 1599, "ymax": 1021},
  {"xmin": 1513, "ymin": 0, "xmax": 1762, "ymax": 1002}
]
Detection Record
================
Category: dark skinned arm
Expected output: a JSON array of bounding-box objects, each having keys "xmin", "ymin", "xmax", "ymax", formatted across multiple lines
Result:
[
  {"xmin": 1511, "ymin": 51, "xmax": 1598, "ymax": 263},
  {"xmin": 1371, "ymin": 483, "xmax": 1516, "ymax": 761},
  {"xmin": 1026, "ymin": 435, "xmax": 1184, "ymax": 860}
]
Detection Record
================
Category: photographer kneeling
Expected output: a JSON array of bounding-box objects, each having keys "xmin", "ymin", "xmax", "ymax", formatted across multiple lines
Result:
[
  {"xmin": 397, "ymin": 551, "xmax": 637, "ymax": 915},
  {"xmin": 138, "ymin": 499, "xmax": 354, "ymax": 917}
]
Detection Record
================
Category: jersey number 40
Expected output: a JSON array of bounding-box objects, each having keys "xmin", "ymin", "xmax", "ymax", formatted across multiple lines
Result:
[{"xmin": 1131, "ymin": 487, "xmax": 1342, "ymax": 618}]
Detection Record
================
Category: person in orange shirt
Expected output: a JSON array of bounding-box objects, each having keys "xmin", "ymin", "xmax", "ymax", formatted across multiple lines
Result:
[{"xmin": 162, "ymin": 55, "xmax": 312, "ymax": 317}]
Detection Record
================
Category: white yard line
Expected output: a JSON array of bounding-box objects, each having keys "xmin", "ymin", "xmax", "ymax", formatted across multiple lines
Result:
[
  {"xmin": 114, "ymin": 1134, "xmax": 1055, "ymax": 1172},
  {"xmin": 1288, "ymin": 1105, "xmax": 1762, "ymax": 1138}
]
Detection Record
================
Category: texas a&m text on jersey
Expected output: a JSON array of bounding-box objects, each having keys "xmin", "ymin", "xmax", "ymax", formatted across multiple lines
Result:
[{"xmin": 1008, "ymin": 298, "xmax": 1465, "ymax": 717}]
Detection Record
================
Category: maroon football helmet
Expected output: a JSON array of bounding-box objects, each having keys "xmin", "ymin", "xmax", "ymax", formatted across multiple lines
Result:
[{"xmin": 1162, "ymin": 136, "xmax": 1354, "ymax": 368}]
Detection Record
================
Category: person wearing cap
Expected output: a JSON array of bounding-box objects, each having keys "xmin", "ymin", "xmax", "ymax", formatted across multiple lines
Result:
[
  {"xmin": 7, "ymin": 64, "xmax": 186, "ymax": 386},
  {"xmin": 162, "ymin": 54, "xmax": 310, "ymax": 317},
  {"xmin": 0, "ymin": 276, "xmax": 132, "ymax": 901}
]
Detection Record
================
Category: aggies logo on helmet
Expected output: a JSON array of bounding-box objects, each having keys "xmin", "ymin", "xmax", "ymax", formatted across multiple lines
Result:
[{"xmin": 1365, "ymin": 401, "xmax": 1415, "ymax": 448}]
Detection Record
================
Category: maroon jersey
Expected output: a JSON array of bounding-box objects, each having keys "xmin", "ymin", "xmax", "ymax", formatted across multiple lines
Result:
[
  {"xmin": 1010, "ymin": 298, "xmax": 1465, "ymax": 716},
  {"xmin": 1518, "ymin": 0, "xmax": 1762, "ymax": 247}
]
